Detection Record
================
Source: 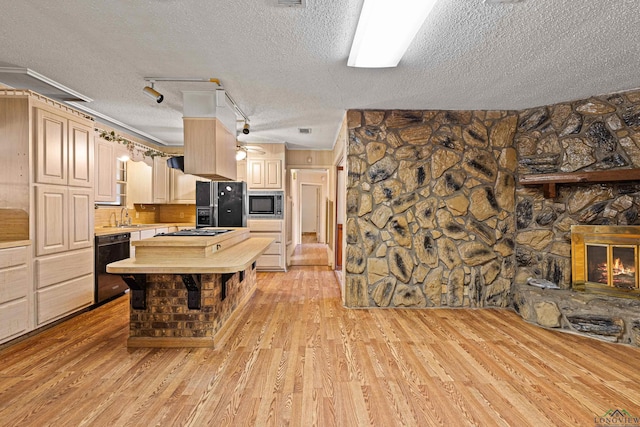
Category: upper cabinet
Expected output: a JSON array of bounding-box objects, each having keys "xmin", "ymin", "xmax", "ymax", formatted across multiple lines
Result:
[
  {"xmin": 35, "ymin": 108, "xmax": 93, "ymax": 188},
  {"xmin": 170, "ymin": 169, "xmax": 209, "ymax": 204},
  {"xmin": 248, "ymin": 159, "xmax": 282, "ymax": 189},
  {"xmin": 94, "ymin": 136, "xmax": 116, "ymax": 202},
  {"xmin": 246, "ymin": 143, "xmax": 285, "ymax": 190},
  {"xmin": 126, "ymin": 160, "xmax": 153, "ymax": 205},
  {"xmin": 152, "ymin": 156, "xmax": 169, "ymax": 204},
  {"xmin": 127, "ymin": 157, "xmax": 170, "ymax": 205},
  {"xmin": 236, "ymin": 159, "xmax": 247, "ymax": 183}
]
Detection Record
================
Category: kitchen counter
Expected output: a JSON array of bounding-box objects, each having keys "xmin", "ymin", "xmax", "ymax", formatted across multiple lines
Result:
[
  {"xmin": 94, "ymin": 223, "xmax": 194, "ymax": 236},
  {"xmin": 0, "ymin": 240, "xmax": 31, "ymax": 250},
  {"xmin": 107, "ymin": 232, "xmax": 274, "ymax": 274}
]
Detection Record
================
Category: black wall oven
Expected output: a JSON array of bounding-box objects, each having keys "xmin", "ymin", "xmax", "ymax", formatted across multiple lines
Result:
[{"xmin": 94, "ymin": 233, "xmax": 130, "ymax": 304}]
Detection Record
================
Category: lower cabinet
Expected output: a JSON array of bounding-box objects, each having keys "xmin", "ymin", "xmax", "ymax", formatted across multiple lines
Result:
[
  {"xmin": 0, "ymin": 245, "xmax": 30, "ymax": 344},
  {"xmin": 130, "ymin": 227, "xmax": 177, "ymax": 258},
  {"xmin": 34, "ymin": 248, "xmax": 93, "ymax": 326},
  {"xmin": 248, "ymin": 219, "xmax": 286, "ymax": 271}
]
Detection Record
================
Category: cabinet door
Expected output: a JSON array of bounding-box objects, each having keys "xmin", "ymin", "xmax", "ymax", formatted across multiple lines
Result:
[
  {"xmin": 94, "ymin": 137, "xmax": 116, "ymax": 202},
  {"xmin": 36, "ymin": 185, "xmax": 68, "ymax": 256},
  {"xmin": 126, "ymin": 160, "xmax": 153, "ymax": 205},
  {"xmin": 236, "ymin": 159, "xmax": 247, "ymax": 183},
  {"xmin": 67, "ymin": 120, "xmax": 93, "ymax": 187},
  {"xmin": 170, "ymin": 169, "xmax": 198, "ymax": 204},
  {"xmin": 35, "ymin": 109, "xmax": 67, "ymax": 185},
  {"xmin": 248, "ymin": 159, "xmax": 265, "ymax": 188},
  {"xmin": 264, "ymin": 159, "xmax": 282, "ymax": 189},
  {"xmin": 153, "ymin": 156, "xmax": 169, "ymax": 203},
  {"xmin": 68, "ymin": 188, "xmax": 93, "ymax": 251}
]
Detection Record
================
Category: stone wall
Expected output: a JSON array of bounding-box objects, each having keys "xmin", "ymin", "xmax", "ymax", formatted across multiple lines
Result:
[
  {"xmin": 514, "ymin": 90, "xmax": 640, "ymax": 288},
  {"xmin": 345, "ymin": 110, "xmax": 518, "ymax": 308},
  {"xmin": 345, "ymin": 89, "xmax": 640, "ymax": 310}
]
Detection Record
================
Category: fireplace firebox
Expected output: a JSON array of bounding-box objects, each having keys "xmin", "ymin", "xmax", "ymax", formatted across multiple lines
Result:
[{"xmin": 572, "ymin": 226, "xmax": 640, "ymax": 298}]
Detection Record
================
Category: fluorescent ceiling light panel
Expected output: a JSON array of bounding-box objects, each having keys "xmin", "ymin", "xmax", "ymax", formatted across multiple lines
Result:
[{"xmin": 348, "ymin": 0, "xmax": 438, "ymax": 68}]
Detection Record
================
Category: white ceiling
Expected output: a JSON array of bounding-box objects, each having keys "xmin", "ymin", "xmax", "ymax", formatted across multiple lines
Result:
[{"xmin": 1, "ymin": 0, "xmax": 640, "ymax": 150}]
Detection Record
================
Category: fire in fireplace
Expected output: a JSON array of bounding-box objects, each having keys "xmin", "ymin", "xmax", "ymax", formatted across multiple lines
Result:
[
  {"xmin": 572, "ymin": 226, "xmax": 640, "ymax": 298},
  {"xmin": 586, "ymin": 244, "xmax": 637, "ymax": 289}
]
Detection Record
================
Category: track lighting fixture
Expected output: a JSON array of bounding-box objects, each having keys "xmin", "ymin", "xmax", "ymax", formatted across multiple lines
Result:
[
  {"xmin": 141, "ymin": 77, "xmax": 250, "ymax": 131},
  {"xmin": 143, "ymin": 83, "xmax": 163, "ymax": 103}
]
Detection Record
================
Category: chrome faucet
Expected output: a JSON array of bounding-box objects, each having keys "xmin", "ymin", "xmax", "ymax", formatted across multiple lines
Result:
[{"xmin": 120, "ymin": 207, "xmax": 130, "ymax": 226}]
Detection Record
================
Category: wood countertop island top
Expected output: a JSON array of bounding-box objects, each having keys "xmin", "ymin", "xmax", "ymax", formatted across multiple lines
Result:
[{"xmin": 106, "ymin": 228, "xmax": 274, "ymax": 274}]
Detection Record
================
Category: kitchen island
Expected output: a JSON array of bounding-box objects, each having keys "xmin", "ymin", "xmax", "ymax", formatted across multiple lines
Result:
[{"xmin": 107, "ymin": 228, "xmax": 272, "ymax": 348}]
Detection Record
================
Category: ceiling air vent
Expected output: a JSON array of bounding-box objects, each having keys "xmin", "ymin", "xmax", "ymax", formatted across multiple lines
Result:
[
  {"xmin": 277, "ymin": 0, "xmax": 306, "ymax": 7},
  {"xmin": 298, "ymin": 128, "xmax": 312, "ymax": 134}
]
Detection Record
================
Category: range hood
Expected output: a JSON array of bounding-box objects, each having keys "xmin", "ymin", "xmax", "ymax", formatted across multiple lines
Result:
[
  {"xmin": 182, "ymin": 90, "xmax": 237, "ymax": 181},
  {"xmin": 166, "ymin": 156, "xmax": 184, "ymax": 172}
]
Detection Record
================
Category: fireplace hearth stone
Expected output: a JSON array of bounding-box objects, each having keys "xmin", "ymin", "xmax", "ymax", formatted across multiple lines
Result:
[{"xmin": 512, "ymin": 283, "xmax": 640, "ymax": 347}]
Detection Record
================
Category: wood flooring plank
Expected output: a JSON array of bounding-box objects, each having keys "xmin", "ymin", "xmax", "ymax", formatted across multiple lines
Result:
[{"xmin": 1, "ymin": 266, "xmax": 640, "ymax": 425}]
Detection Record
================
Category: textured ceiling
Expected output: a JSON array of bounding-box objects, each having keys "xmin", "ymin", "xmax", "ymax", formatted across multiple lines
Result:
[{"xmin": 1, "ymin": 0, "xmax": 640, "ymax": 150}]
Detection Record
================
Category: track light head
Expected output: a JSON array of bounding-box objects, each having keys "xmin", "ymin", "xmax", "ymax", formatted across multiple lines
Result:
[
  {"xmin": 143, "ymin": 84, "xmax": 164, "ymax": 103},
  {"xmin": 242, "ymin": 122, "xmax": 250, "ymax": 135}
]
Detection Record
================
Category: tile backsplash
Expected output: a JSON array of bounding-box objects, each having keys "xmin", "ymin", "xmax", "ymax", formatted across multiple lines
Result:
[{"xmin": 94, "ymin": 204, "xmax": 195, "ymax": 227}]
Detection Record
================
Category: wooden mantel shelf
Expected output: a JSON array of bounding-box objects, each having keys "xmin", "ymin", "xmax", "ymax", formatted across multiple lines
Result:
[{"xmin": 518, "ymin": 169, "xmax": 640, "ymax": 198}]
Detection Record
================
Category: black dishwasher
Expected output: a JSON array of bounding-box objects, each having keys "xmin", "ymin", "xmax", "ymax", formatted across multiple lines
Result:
[{"xmin": 95, "ymin": 233, "xmax": 130, "ymax": 304}]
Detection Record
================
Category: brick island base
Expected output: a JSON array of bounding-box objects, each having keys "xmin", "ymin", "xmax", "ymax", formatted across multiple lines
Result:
[{"xmin": 127, "ymin": 265, "xmax": 256, "ymax": 348}]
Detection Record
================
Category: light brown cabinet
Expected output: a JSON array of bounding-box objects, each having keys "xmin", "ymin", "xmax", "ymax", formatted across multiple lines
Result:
[
  {"xmin": 236, "ymin": 159, "xmax": 247, "ymax": 183},
  {"xmin": 94, "ymin": 136, "xmax": 116, "ymax": 202},
  {"xmin": 127, "ymin": 157, "xmax": 170, "ymax": 205},
  {"xmin": 67, "ymin": 120, "xmax": 93, "ymax": 187},
  {"xmin": 34, "ymin": 249, "xmax": 93, "ymax": 325},
  {"xmin": 35, "ymin": 108, "xmax": 93, "ymax": 187},
  {"xmin": 246, "ymin": 144, "xmax": 284, "ymax": 190},
  {"xmin": 170, "ymin": 169, "xmax": 209, "ymax": 204},
  {"xmin": 248, "ymin": 219, "xmax": 286, "ymax": 271},
  {"xmin": 0, "ymin": 245, "xmax": 30, "ymax": 344},
  {"xmin": 152, "ymin": 156, "xmax": 169, "ymax": 203},
  {"xmin": 0, "ymin": 90, "xmax": 95, "ymax": 334},
  {"xmin": 248, "ymin": 159, "xmax": 282, "ymax": 189},
  {"xmin": 35, "ymin": 185, "xmax": 93, "ymax": 257}
]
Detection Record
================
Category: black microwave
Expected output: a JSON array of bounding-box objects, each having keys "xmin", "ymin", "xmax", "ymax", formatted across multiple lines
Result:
[{"xmin": 247, "ymin": 191, "xmax": 284, "ymax": 219}]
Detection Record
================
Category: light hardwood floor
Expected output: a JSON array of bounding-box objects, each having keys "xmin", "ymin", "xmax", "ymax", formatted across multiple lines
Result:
[
  {"xmin": 289, "ymin": 242, "xmax": 329, "ymax": 266},
  {"xmin": 1, "ymin": 266, "xmax": 640, "ymax": 426}
]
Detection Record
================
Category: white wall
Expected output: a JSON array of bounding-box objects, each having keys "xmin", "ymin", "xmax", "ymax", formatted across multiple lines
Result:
[
  {"xmin": 301, "ymin": 185, "xmax": 319, "ymax": 234},
  {"xmin": 291, "ymin": 169, "xmax": 328, "ymax": 245}
]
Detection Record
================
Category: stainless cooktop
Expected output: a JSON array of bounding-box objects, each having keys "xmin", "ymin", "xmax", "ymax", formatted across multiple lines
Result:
[{"xmin": 155, "ymin": 228, "xmax": 231, "ymax": 237}]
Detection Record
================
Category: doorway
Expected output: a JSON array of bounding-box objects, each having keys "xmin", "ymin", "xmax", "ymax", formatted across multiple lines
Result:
[
  {"xmin": 290, "ymin": 171, "xmax": 328, "ymax": 267},
  {"xmin": 301, "ymin": 184, "xmax": 320, "ymax": 243}
]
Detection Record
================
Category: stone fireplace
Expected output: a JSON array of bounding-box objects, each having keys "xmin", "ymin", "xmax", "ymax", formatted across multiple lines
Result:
[
  {"xmin": 571, "ymin": 225, "xmax": 640, "ymax": 298},
  {"xmin": 346, "ymin": 88, "xmax": 640, "ymax": 347}
]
